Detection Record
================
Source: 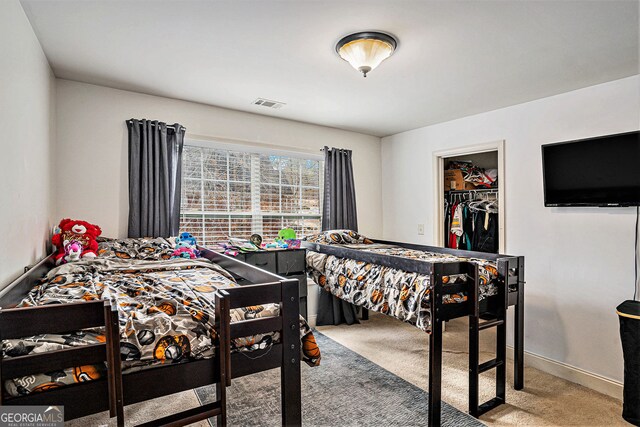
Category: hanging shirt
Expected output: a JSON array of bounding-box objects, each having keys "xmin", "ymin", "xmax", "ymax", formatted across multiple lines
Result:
[
  {"xmin": 444, "ymin": 200, "xmax": 450, "ymax": 247},
  {"xmin": 462, "ymin": 205, "xmax": 473, "ymax": 250},
  {"xmin": 471, "ymin": 210, "xmax": 483, "ymax": 251},
  {"xmin": 474, "ymin": 212, "xmax": 498, "ymax": 253},
  {"xmin": 451, "ymin": 204, "xmax": 464, "ymax": 236},
  {"xmin": 448, "ymin": 202, "xmax": 459, "ymax": 249}
]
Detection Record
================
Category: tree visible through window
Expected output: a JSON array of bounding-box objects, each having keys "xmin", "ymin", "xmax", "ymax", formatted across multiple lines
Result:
[{"xmin": 180, "ymin": 144, "xmax": 322, "ymax": 245}]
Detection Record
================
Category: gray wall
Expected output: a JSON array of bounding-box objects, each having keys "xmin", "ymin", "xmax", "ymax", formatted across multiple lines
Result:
[
  {"xmin": 381, "ymin": 75, "xmax": 640, "ymax": 390},
  {"xmin": 54, "ymin": 80, "xmax": 383, "ymax": 239},
  {"xmin": 0, "ymin": 0, "xmax": 56, "ymax": 289}
]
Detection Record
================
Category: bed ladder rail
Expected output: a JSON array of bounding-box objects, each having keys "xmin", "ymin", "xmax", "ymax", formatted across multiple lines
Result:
[{"xmin": 468, "ymin": 262, "xmax": 507, "ymax": 418}]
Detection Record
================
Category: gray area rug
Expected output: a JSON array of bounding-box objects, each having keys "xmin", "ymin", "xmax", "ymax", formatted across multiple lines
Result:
[{"xmin": 195, "ymin": 331, "xmax": 484, "ymax": 427}]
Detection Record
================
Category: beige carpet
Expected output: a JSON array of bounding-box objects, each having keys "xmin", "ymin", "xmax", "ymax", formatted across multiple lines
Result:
[{"xmin": 317, "ymin": 312, "xmax": 625, "ymax": 426}]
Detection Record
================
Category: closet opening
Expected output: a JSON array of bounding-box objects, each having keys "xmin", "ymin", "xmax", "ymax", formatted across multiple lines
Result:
[{"xmin": 433, "ymin": 141, "xmax": 506, "ymax": 254}]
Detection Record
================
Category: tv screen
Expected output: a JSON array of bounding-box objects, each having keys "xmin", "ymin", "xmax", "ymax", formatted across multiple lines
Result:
[{"xmin": 542, "ymin": 130, "xmax": 640, "ymax": 207}]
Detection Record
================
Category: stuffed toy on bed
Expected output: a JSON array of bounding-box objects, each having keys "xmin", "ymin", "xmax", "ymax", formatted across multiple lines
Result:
[
  {"xmin": 52, "ymin": 218, "xmax": 102, "ymax": 265},
  {"xmin": 170, "ymin": 232, "xmax": 199, "ymax": 259},
  {"xmin": 62, "ymin": 240, "xmax": 83, "ymax": 264}
]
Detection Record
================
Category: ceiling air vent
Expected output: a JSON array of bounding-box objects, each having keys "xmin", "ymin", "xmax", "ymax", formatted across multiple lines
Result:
[{"xmin": 253, "ymin": 98, "xmax": 285, "ymax": 109}]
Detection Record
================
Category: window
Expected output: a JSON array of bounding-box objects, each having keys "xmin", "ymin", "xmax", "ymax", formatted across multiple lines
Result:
[{"xmin": 180, "ymin": 143, "xmax": 322, "ymax": 245}]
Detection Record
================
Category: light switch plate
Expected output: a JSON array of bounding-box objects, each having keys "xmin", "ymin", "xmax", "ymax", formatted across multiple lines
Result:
[{"xmin": 417, "ymin": 224, "xmax": 425, "ymax": 235}]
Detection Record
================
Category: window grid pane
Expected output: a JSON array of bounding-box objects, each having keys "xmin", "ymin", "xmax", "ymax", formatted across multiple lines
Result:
[{"xmin": 180, "ymin": 145, "xmax": 321, "ymax": 243}]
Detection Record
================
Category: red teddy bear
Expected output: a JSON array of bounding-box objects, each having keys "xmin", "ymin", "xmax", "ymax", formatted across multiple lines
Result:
[{"xmin": 52, "ymin": 218, "xmax": 102, "ymax": 265}]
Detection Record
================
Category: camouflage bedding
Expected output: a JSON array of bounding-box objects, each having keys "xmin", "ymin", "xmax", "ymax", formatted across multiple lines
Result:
[
  {"xmin": 3, "ymin": 238, "xmax": 320, "ymax": 397},
  {"xmin": 306, "ymin": 244, "xmax": 500, "ymax": 333}
]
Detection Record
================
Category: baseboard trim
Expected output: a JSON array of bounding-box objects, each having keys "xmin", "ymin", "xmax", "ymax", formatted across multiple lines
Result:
[{"xmin": 506, "ymin": 346, "xmax": 623, "ymax": 400}]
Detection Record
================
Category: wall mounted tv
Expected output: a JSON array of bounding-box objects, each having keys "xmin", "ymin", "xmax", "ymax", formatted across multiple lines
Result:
[{"xmin": 542, "ymin": 130, "xmax": 639, "ymax": 207}]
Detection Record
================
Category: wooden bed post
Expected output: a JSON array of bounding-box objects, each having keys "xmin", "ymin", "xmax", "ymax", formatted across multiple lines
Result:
[
  {"xmin": 215, "ymin": 290, "xmax": 230, "ymax": 427},
  {"xmin": 104, "ymin": 301, "xmax": 124, "ymax": 427},
  {"xmin": 280, "ymin": 279, "xmax": 301, "ymax": 426},
  {"xmin": 468, "ymin": 264, "xmax": 480, "ymax": 416},
  {"xmin": 514, "ymin": 256, "xmax": 525, "ymax": 390},
  {"xmin": 428, "ymin": 264, "xmax": 443, "ymax": 427}
]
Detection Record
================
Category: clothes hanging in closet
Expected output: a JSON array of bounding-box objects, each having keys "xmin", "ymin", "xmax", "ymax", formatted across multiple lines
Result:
[
  {"xmin": 444, "ymin": 195, "xmax": 499, "ymax": 253},
  {"xmin": 444, "ymin": 199, "xmax": 450, "ymax": 247},
  {"xmin": 472, "ymin": 210, "xmax": 498, "ymax": 253},
  {"xmin": 448, "ymin": 202, "xmax": 459, "ymax": 249},
  {"xmin": 460, "ymin": 205, "xmax": 473, "ymax": 251}
]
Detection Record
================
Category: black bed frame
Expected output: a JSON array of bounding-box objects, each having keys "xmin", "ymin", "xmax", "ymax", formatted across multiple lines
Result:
[
  {"xmin": 302, "ymin": 239, "xmax": 525, "ymax": 426},
  {"xmin": 0, "ymin": 247, "xmax": 302, "ymax": 426}
]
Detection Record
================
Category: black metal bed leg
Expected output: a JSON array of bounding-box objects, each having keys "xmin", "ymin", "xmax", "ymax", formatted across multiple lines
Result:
[
  {"xmin": 428, "ymin": 264, "xmax": 444, "ymax": 427},
  {"xmin": 496, "ymin": 316, "xmax": 507, "ymax": 401},
  {"xmin": 105, "ymin": 302, "xmax": 124, "ymax": 427},
  {"xmin": 281, "ymin": 279, "xmax": 302, "ymax": 426},
  {"xmin": 514, "ymin": 257, "xmax": 525, "ymax": 390},
  {"xmin": 215, "ymin": 383, "xmax": 226, "ymax": 427},
  {"xmin": 468, "ymin": 264, "xmax": 480, "ymax": 417},
  {"xmin": 216, "ymin": 291, "xmax": 230, "ymax": 427},
  {"xmin": 468, "ymin": 315, "xmax": 479, "ymax": 416},
  {"xmin": 361, "ymin": 307, "xmax": 369, "ymax": 320},
  {"xmin": 512, "ymin": 257, "xmax": 525, "ymax": 390},
  {"xmin": 429, "ymin": 319, "xmax": 443, "ymax": 427}
]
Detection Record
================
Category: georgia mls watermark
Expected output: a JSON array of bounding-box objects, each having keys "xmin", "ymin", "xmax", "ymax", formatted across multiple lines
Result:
[{"xmin": 0, "ymin": 406, "xmax": 64, "ymax": 427}]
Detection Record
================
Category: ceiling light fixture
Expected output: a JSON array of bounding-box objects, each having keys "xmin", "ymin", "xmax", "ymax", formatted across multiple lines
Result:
[{"xmin": 336, "ymin": 31, "xmax": 398, "ymax": 77}]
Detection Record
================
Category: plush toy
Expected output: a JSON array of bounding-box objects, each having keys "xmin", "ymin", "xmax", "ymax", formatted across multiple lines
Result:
[
  {"xmin": 52, "ymin": 218, "xmax": 102, "ymax": 265},
  {"xmin": 63, "ymin": 240, "xmax": 83, "ymax": 264},
  {"xmin": 171, "ymin": 247, "xmax": 197, "ymax": 259},
  {"xmin": 278, "ymin": 228, "xmax": 296, "ymax": 240},
  {"xmin": 176, "ymin": 232, "xmax": 197, "ymax": 248},
  {"xmin": 171, "ymin": 232, "xmax": 199, "ymax": 259}
]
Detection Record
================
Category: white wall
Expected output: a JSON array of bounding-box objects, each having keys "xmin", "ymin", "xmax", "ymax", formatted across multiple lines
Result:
[
  {"xmin": 381, "ymin": 75, "xmax": 640, "ymax": 385},
  {"xmin": 55, "ymin": 80, "xmax": 382, "ymax": 239},
  {"xmin": 0, "ymin": 0, "xmax": 56, "ymax": 288}
]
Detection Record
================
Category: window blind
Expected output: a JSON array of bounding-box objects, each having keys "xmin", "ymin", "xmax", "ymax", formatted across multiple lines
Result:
[{"xmin": 180, "ymin": 145, "xmax": 321, "ymax": 245}]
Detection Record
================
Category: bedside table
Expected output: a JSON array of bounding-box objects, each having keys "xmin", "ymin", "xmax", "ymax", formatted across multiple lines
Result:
[{"xmin": 233, "ymin": 249, "xmax": 308, "ymax": 319}]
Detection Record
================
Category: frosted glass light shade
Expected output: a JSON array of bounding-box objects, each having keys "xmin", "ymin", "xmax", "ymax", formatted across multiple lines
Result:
[{"xmin": 336, "ymin": 32, "xmax": 397, "ymax": 77}]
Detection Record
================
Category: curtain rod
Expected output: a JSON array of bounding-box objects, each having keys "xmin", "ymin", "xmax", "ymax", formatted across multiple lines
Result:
[
  {"xmin": 319, "ymin": 147, "xmax": 351, "ymax": 153},
  {"xmin": 126, "ymin": 120, "xmax": 185, "ymax": 131}
]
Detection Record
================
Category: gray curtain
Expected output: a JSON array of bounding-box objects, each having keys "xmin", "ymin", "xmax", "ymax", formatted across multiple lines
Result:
[
  {"xmin": 317, "ymin": 147, "xmax": 360, "ymax": 326},
  {"xmin": 127, "ymin": 119, "xmax": 185, "ymax": 238}
]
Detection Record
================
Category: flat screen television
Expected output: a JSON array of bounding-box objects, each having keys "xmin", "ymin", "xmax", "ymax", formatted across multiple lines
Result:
[{"xmin": 542, "ymin": 130, "xmax": 640, "ymax": 207}]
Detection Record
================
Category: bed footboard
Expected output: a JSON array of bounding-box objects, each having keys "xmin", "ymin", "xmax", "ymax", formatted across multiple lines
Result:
[
  {"xmin": 0, "ymin": 300, "xmax": 124, "ymax": 425},
  {"xmin": 217, "ymin": 277, "xmax": 301, "ymax": 426}
]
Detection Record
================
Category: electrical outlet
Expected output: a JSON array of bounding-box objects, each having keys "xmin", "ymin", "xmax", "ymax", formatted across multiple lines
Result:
[{"xmin": 417, "ymin": 224, "xmax": 425, "ymax": 235}]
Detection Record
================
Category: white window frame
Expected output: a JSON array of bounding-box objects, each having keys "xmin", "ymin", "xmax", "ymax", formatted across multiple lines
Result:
[{"xmin": 181, "ymin": 138, "xmax": 323, "ymax": 240}]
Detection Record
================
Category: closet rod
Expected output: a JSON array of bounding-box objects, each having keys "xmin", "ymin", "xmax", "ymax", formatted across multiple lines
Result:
[{"xmin": 446, "ymin": 188, "xmax": 498, "ymax": 194}]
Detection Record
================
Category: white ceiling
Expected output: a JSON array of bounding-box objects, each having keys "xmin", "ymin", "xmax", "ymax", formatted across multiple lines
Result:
[{"xmin": 21, "ymin": 0, "xmax": 639, "ymax": 137}]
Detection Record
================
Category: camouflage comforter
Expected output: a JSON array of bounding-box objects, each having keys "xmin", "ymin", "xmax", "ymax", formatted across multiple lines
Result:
[
  {"xmin": 4, "ymin": 239, "xmax": 319, "ymax": 397},
  {"xmin": 306, "ymin": 244, "xmax": 500, "ymax": 333}
]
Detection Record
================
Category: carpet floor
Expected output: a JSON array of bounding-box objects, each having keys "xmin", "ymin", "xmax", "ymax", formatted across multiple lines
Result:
[
  {"xmin": 195, "ymin": 331, "xmax": 482, "ymax": 427},
  {"xmin": 67, "ymin": 387, "xmax": 209, "ymax": 427},
  {"xmin": 68, "ymin": 311, "xmax": 625, "ymax": 426},
  {"xmin": 68, "ymin": 329, "xmax": 479, "ymax": 427},
  {"xmin": 317, "ymin": 312, "xmax": 625, "ymax": 426}
]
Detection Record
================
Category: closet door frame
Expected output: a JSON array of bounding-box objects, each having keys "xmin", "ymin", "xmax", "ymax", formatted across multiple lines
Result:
[{"xmin": 432, "ymin": 140, "xmax": 506, "ymax": 254}]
